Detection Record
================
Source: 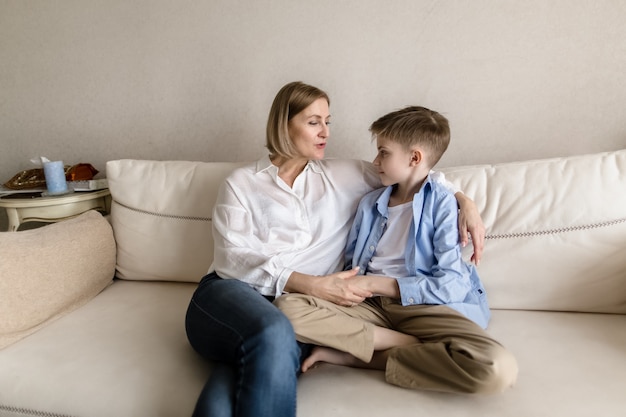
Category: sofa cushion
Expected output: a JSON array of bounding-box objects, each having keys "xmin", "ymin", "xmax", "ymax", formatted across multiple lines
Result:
[
  {"xmin": 0, "ymin": 210, "xmax": 115, "ymax": 349},
  {"xmin": 1, "ymin": 281, "xmax": 624, "ymax": 417},
  {"xmin": 0, "ymin": 280, "xmax": 209, "ymax": 417},
  {"xmin": 106, "ymin": 159, "xmax": 245, "ymax": 282},
  {"xmin": 443, "ymin": 149, "xmax": 626, "ymax": 313}
]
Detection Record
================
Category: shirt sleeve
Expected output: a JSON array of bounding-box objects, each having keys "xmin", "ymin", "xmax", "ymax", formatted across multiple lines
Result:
[
  {"xmin": 343, "ymin": 197, "xmax": 366, "ymax": 270},
  {"xmin": 396, "ymin": 191, "xmax": 472, "ymax": 306},
  {"xmin": 430, "ymin": 170, "xmax": 461, "ymax": 194},
  {"xmin": 211, "ymin": 179, "xmax": 291, "ymax": 296}
]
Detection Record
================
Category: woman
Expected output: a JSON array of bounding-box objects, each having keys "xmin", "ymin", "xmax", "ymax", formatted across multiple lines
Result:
[{"xmin": 185, "ymin": 81, "xmax": 484, "ymax": 417}]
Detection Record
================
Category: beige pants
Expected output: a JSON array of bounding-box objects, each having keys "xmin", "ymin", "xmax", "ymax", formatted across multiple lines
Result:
[{"xmin": 274, "ymin": 294, "xmax": 518, "ymax": 394}]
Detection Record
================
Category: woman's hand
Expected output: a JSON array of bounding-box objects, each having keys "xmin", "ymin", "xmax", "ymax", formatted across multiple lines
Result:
[
  {"xmin": 455, "ymin": 192, "xmax": 485, "ymax": 265},
  {"xmin": 285, "ymin": 267, "xmax": 372, "ymax": 306}
]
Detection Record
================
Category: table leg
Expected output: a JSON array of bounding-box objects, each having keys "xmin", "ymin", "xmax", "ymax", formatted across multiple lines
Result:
[{"xmin": 4, "ymin": 207, "xmax": 21, "ymax": 232}]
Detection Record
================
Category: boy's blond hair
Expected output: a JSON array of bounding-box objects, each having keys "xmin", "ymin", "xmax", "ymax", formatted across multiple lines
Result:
[{"xmin": 369, "ymin": 106, "xmax": 450, "ymax": 168}]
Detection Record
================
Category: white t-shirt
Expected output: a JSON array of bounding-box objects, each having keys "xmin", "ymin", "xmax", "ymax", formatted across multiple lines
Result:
[{"xmin": 367, "ymin": 201, "xmax": 413, "ymax": 278}]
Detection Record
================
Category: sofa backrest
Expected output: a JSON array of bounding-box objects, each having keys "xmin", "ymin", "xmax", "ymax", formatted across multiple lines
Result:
[
  {"xmin": 106, "ymin": 150, "xmax": 626, "ymax": 314},
  {"xmin": 443, "ymin": 150, "xmax": 626, "ymax": 313},
  {"xmin": 106, "ymin": 159, "xmax": 246, "ymax": 283}
]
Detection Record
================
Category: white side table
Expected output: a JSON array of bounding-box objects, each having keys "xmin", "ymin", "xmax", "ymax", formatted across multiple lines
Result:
[{"xmin": 0, "ymin": 189, "xmax": 111, "ymax": 232}]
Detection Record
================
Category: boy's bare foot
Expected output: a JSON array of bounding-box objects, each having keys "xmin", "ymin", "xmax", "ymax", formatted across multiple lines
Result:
[{"xmin": 301, "ymin": 346, "xmax": 357, "ymax": 373}]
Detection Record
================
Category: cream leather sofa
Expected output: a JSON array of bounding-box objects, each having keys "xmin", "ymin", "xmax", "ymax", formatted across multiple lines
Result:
[{"xmin": 1, "ymin": 150, "xmax": 625, "ymax": 417}]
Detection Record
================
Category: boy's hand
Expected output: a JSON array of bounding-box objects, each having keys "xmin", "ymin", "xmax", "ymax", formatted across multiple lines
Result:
[{"xmin": 456, "ymin": 193, "xmax": 485, "ymax": 265}]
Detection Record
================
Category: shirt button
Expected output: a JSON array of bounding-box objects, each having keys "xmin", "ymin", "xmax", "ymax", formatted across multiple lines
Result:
[
  {"xmin": 408, "ymin": 297, "xmax": 415, "ymax": 303},
  {"xmin": 369, "ymin": 245, "xmax": 375, "ymax": 252}
]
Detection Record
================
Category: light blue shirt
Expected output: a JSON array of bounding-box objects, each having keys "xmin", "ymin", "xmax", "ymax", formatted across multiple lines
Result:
[{"xmin": 344, "ymin": 175, "xmax": 491, "ymax": 328}]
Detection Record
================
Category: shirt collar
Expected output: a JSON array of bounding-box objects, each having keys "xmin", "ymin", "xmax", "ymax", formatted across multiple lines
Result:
[
  {"xmin": 254, "ymin": 155, "xmax": 272, "ymax": 173},
  {"xmin": 375, "ymin": 174, "xmax": 435, "ymax": 215},
  {"xmin": 255, "ymin": 155, "xmax": 321, "ymax": 175}
]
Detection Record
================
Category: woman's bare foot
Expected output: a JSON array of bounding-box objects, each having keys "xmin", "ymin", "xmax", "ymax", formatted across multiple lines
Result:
[{"xmin": 302, "ymin": 346, "xmax": 358, "ymax": 372}]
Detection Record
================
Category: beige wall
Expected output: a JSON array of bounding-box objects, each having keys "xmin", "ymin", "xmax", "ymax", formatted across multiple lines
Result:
[{"xmin": 1, "ymin": 1, "xmax": 625, "ymax": 185}]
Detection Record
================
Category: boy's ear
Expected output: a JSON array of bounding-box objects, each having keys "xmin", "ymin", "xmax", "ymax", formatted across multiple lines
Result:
[{"xmin": 410, "ymin": 149, "xmax": 423, "ymax": 166}]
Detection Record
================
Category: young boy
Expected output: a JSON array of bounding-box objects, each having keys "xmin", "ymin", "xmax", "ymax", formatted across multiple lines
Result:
[{"xmin": 275, "ymin": 106, "xmax": 518, "ymax": 394}]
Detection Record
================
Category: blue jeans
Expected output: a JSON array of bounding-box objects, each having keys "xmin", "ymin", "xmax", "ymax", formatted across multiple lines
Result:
[{"xmin": 185, "ymin": 273, "xmax": 305, "ymax": 417}]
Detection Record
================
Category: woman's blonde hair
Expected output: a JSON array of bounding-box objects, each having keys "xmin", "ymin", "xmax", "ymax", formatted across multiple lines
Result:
[{"xmin": 266, "ymin": 81, "xmax": 330, "ymax": 159}]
